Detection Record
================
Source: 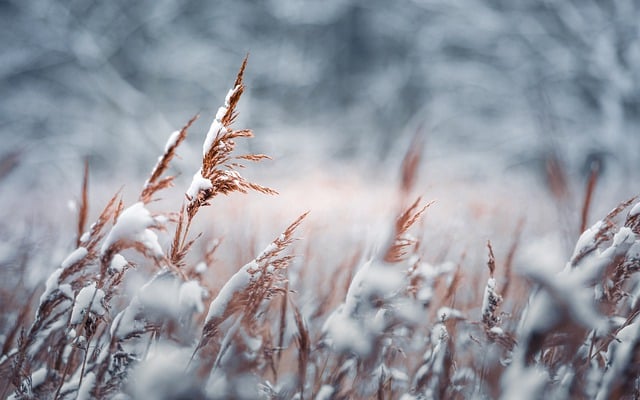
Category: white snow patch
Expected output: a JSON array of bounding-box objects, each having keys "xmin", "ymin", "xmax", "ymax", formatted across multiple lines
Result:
[
  {"xmin": 39, "ymin": 268, "xmax": 72, "ymax": 306},
  {"xmin": 195, "ymin": 262, "xmax": 207, "ymax": 274},
  {"xmin": 437, "ymin": 307, "xmax": 464, "ymax": 321},
  {"xmin": 322, "ymin": 304, "xmax": 371, "ymax": 355},
  {"xmin": 315, "ymin": 385, "xmax": 335, "ymax": 400},
  {"xmin": 76, "ymin": 372, "xmax": 95, "ymax": 400},
  {"xmin": 490, "ymin": 326, "xmax": 505, "ymax": 335},
  {"xmin": 571, "ymin": 221, "xmax": 604, "ymax": 262},
  {"xmin": 129, "ymin": 342, "xmax": 196, "ymax": 400},
  {"xmin": 520, "ymin": 234, "xmax": 565, "ymax": 276},
  {"xmin": 186, "ymin": 169, "xmax": 212, "ymax": 200},
  {"xmin": 501, "ymin": 362, "xmax": 550, "ymax": 400},
  {"xmin": 70, "ymin": 282, "xmax": 106, "ymax": 325},
  {"xmin": 612, "ymin": 227, "xmax": 635, "ymax": 248},
  {"xmin": 164, "ymin": 129, "xmax": 181, "ymax": 152},
  {"xmin": 101, "ymin": 202, "xmax": 163, "ymax": 258},
  {"xmin": 481, "ymin": 277, "xmax": 501, "ymax": 323},
  {"xmin": 61, "ymin": 247, "xmax": 88, "ymax": 269},
  {"xmin": 79, "ymin": 231, "xmax": 90, "ymax": 243},
  {"xmin": 628, "ymin": 242, "xmax": 640, "ymax": 260},
  {"xmin": 109, "ymin": 253, "xmax": 128, "ymax": 273},
  {"xmin": 344, "ymin": 261, "xmax": 405, "ymax": 313},
  {"xmin": 205, "ymin": 262, "xmax": 253, "ymax": 324},
  {"xmin": 596, "ymin": 321, "xmax": 640, "ymax": 400},
  {"xmin": 202, "ymin": 86, "xmax": 239, "ymax": 156},
  {"xmin": 203, "ymin": 119, "xmax": 226, "ymax": 157},
  {"xmin": 179, "ymin": 280, "xmax": 207, "ymax": 313},
  {"xmin": 7, "ymin": 367, "xmax": 48, "ymax": 399}
]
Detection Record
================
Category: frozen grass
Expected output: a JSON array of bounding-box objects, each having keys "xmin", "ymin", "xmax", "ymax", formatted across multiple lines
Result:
[{"xmin": 1, "ymin": 59, "xmax": 640, "ymax": 400}]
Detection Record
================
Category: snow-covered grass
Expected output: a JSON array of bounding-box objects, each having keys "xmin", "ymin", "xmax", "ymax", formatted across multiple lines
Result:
[{"xmin": 1, "ymin": 59, "xmax": 639, "ymax": 400}]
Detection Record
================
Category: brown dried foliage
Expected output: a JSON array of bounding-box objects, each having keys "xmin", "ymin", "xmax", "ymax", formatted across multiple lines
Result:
[
  {"xmin": 186, "ymin": 56, "xmax": 277, "ymax": 221},
  {"xmin": 384, "ymin": 198, "xmax": 432, "ymax": 263},
  {"xmin": 194, "ymin": 212, "xmax": 308, "ymax": 368},
  {"xmin": 400, "ymin": 127, "xmax": 424, "ymax": 196},
  {"xmin": 140, "ymin": 114, "xmax": 199, "ymax": 203}
]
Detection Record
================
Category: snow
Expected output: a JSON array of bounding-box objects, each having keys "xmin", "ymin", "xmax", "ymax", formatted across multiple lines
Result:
[
  {"xmin": 239, "ymin": 327, "xmax": 263, "ymax": 357},
  {"xmin": 481, "ymin": 277, "xmax": 501, "ymax": 326},
  {"xmin": 571, "ymin": 221, "xmax": 604, "ymax": 262},
  {"xmin": 39, "ymin": 267, "xmax": 72, "ymax": 306},
  {"xmin": 202, "ymin": 86, "xmax": 239, "ymax": 156},
  {"xmin": 321, "ymin": 304, "xmax": 371, "ymax": 355},
  {"xmin": 490, "ymin": 326, "xmax": 504, "ymax": 335},
  {"xmin": 179, "ymin": 280, "xmax": 207, "ymax": 313},
  {"xmin": 257, "ymin": 242, "xmax": 278, "ymax": 260},
  {"xmin": 39, "ymin": 247, "xmax": 88, "ymax": 308},
  {"xmin": 164, "ymin": 129, "xmax": 181, "ymax": 152},
  {"xmin": 501, "ymin": 362, "xmax": 550, "ymax": 400},
  {"xmin": 110, "ymin": 308, "xmax": 137, "ymax": 339},
  {"xmin": 315, "ymin": 385, "xmax": 335, "ymax": 400},
  {"xmin": 195, "ymin": 261, "xmax": 207, "ymax": 274},
  {"xmin": 186, "ymin": 169, "xmax": 213, "ymax": 200},
  {"xmin": 30, "ymin": 367, "xmax": 48, "ymax": 387},
  {"xmin": 374, "ymin": 363, "xmax": 409, "ymax": 383},
  {"xmin": 203, "ymin": 119, "xmax": 227, "ymax": 157},
  {"xmin": 224, "ymin": 86, "xmax": 238, "ymax": 106},
  {"xmin": 517, "ymin": 225, "xmax": 637, "ymax": 336},
  {"xmin": 129, "ymin": 342, "xmax": 198, "ymax": 400},
  {"xmin": 79, "ymin": 231, "xmax": 90, "ymax": 243},
  {"xmin": 70, "ymin": 282, "xmax": 106, "ymax": 325},
  {"xmin": 611, "ymin": 227, "xmax": 635, "ymax": 248},
  {"xmin": 322, "ymin": 259, "xmax": 409, "ymax": 356},
  {"xmin": 61, "ymin": 247, "xmax": 87, "ymax": 269},
  {"xmin": 7, "ymin": 367, "xmax": 48, "ymax": 399},
  {"xmin": 205, "ymin": 262, "xmax": 253, "ymax": 324},
  {"xmin": 101, "ymin": 202, "xmax": 164, "ymax": 258},
  {"xmin": 343, "ymin": 260, "xmax": 405, "ymax": 314},
  {"xmin": 596, "ymin": 321, "xmax": 640, "ymax": 400},
  {"xmin": 629, "ymin": 202, "xmax": 640, "ymax": 217},
  {"xmin": 137, "ymin": 273, "xmax": 181, "ymax": 314},
  {"xmin": 109, "ymin": 253, "xmax": 128, "ymax": 273},
  {"xmin": 112, "ymin": 273, "xmax": 207, "ymax": 339},
  {"xmin": 520, "ymin": 235, "xmax": 565, "ymax": 276},
  {"xmin": 76, "ymin": 372, "xmax": 95, "ymax": 400},
  {"xmin": 437, "ymin": 307, "xmax": 463, "ymax": 321}
]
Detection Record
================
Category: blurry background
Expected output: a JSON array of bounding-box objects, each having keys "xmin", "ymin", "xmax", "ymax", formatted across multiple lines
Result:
[
  {"xmin": 0, "ymin": 0, "xmax": 639, "ymax": 262},
  {"xmin": 2, "ymin": 0, "xmax": 638, "ymax": 182}
]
